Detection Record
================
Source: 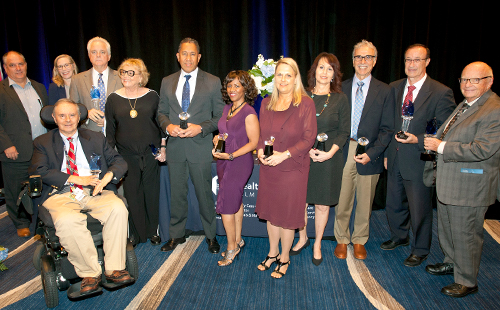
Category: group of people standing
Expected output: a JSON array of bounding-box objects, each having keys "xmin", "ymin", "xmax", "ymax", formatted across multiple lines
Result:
[{"xmin": 1, "ymin": 36, "xmax": 499, "ymax": 298}]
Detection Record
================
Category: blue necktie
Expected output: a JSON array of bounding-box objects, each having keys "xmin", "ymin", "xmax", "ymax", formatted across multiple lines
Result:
[
  {"xmin": 98, "ymin": 73, "xmax": 106, "ymax": 112},
  {"xmin": 352, "ymin": 81, "xmax": 364, "ymax": 140},
  {"xmin": 182, "ymin": 75, "xmax": 191, "ymax": 112}
]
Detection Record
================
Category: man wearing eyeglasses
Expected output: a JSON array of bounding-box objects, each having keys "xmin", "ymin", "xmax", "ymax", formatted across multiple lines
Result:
[
  {"xmin": 334, "ymin": 40, "xmax": 394, "ymax": 260},
  {"xmin": 0, "ymin": 51, "xmax": 48, "ymax": 237},
  {"xmin": 423, "ymin": 62, "xmax": 499, "ymax": 297},
  {"xmin": 382, "ymin": 44, "xmax": 455, "ymax": 267},
  {"xmin": 70, "ymin": 37, "xmax": 122, "ymax": 133}
]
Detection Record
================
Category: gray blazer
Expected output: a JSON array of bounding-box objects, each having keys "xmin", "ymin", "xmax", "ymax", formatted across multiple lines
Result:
[
  {"xmin": 157, "ymin": 69, "xmax": 224, "ymax": 163},
  {"xmin": 425, "ymin": 90, "xmax": 500, "ymax": 207},
  {"xmin": 69, "ymin": 68, "xmax": 122, "ymax": 132},
  {"xmin": 0, "ymin": 78, "xmax": 48, "ymax": 162}
]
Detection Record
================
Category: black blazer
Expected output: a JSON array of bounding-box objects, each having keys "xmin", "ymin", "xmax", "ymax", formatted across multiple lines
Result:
[
  {"xmin": 342, "ymin": 77, "xmax": 394, "ymax": 175},
  {"xmin": 386, "ymin": 76, "xmax": 455, "ymax": 181},
  {"xmin": 48, "ymin": 82, "xmax": 66, "ymax": 105},
  {"xmin": 30, "ymin": 128, "xmax": 128, "ymax": 204},
  {"xmin": 0, "ymin": 78, "xmax": 48, "ymax": 162}
]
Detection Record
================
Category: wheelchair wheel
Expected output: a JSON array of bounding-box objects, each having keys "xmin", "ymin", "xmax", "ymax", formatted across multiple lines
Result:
[
  {"xmin": 41, "ymin": 269, "xmax": 59, "ymax": 308},
  {"xmin": 33, "ymin": 242, "xmax": 46, "ymax": 271},
  {"xmin": 125, "ymin": 248, "xmax": 139, "ymax": 279}
]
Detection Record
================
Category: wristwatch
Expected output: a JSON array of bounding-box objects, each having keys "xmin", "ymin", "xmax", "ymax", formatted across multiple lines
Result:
[{"xmin": 229, "ymin": 153, "xmax": 234, "ymax": 161}]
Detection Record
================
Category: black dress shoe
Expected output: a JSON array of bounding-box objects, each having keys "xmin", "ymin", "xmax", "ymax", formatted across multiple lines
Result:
[
  {"xmin": 161, "ymin": 237, "xmax": 186, "ymax": 252},
  {"xmin": 441, "ymin": 283, "xmax": 478, "ymax": 298},
  {"xmin": 312, "ymin": 256, "xmax": 323, "ymax": 266},
  {"xmin": 206, "ymin": 237, "xmax": 220, "ymax": 254},
  {"xmin": 403, "ymin": 254, "xmax": 428, "ymax": 267},
  {"xmin": 426, "ymin": 263, "xmax": 454, "ymax": 275},
  {"xmin": 290, "ymin": 239, "xmax": 310, "ymax": 256},
  {"xmin": 380, "ymin": 238, "xmax": 410, "ymax": 250},
  {"xmin": 150, "ymin": 235, "xmax": 161, "ymax": 246}
]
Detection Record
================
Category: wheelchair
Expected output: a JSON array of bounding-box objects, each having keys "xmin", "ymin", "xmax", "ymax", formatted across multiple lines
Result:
[{"xmin": 30, "ymin": 103, "xmax": 139, "ymax": 308}]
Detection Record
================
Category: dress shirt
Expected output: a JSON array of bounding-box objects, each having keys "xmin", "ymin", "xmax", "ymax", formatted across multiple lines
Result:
[
  {"xmin": 92, "ymin": 67, "xmax": 110, "ymax": 95},
  {"xmin": 350, "ymin": 74, "xmax": 372, "ymax": 138},
  {"xmin": 401, "ymin": 74, "xmax": 428, "ymax": 106},
  {"xmin": 175, "ymin": 68, "xmax": 198, "ymax": 108},
  {"xmin": 59, "ymin": 131, "xmax": 91, "ymax": 177},
  {"xmin": 8, "ymin": 77, "xmax": 46, "ymax": 139}
]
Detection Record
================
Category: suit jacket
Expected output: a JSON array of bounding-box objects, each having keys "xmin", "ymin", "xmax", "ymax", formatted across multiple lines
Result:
[
  {"xmin": 342, "ymin": 77, "xmax": 394, "ymax": 175},
  {"xmin": 48, "ymin": 82, "xmax": 66, "ymax": 105},
  {"xmin": 424, "ymin": 90, "xmax": 500, "ymax": 207},
  {"xmin": 30, "ymin": 128, "xmax": 127, "ymax": 204},
  {"xmin": 157, "ymin": 69, "xmax": 224, "ymax": 163},
  {"xmin": 0, "ymin": 78, "xmax": 48, "ymax": 162},
  {"xmin": 69, "ymin": 68, "xmax": 122, "ymax": 132},
  {"xmin": 386, "ymin": 76, "xmax": 455, "ymax": 181}
]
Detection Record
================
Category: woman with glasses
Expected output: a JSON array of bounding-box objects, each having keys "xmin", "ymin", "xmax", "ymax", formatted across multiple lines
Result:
[
  {"xmin": 49, "ymin": 54, "xmax": 78, "ymax": 105},
  {"xmin": 105, "ymin": 58, "xmax": 165, "ymax": 246}
]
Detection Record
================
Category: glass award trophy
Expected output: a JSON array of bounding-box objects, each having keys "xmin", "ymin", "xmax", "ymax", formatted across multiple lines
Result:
[
  {"xmin": 264, "ymin": 136, "xmax": 275, "ymax": 159},
  {"xmin": 215, "ymin": 133, "xmax": 228, "ymax": 153},
  {"xmin": 179, "ymin": 112, "xmax": 190, "ymax": 129},
  {"xmin": 397, "ymin": 101, "xmax": 414, "ymax": 139},
  {"xmin": 356, "ymin": 137, "xmax": 369, "ymax": 156},
  {"xmin": 316, "ymin": 133, "xmax": 328, "ymax": 152},
  {"xmin": 150, "ymin": 144, "xmax": 161, "ymax": 158},
  {"xmin": 90, "ymin": 86, "xmax": 100, "ymax": 111},
  {"xmin": 90, "ymin": 153, "xmax": 101, "ymax": 195},
  {"xmin": 420, "ymin": 118, "xmax": 438, "ymax": 161}
]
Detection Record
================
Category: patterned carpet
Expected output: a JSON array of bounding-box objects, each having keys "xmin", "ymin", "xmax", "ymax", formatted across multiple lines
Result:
[{"xmin": 1, "ymin": 204, "xmax": 500, "ymax": 309}]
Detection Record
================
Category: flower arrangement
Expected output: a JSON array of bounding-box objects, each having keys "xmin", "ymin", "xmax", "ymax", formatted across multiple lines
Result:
[
  {"xmin": 248, "ymin": 54, "xmax": 282, "ymax": 97},
  {"xmin": 0, "ymin": 246, "xmax": 8, "ymax": 271}
]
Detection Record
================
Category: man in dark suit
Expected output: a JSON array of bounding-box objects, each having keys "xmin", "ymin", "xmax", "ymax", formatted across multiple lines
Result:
[
  {"xmin": 157, "ymin": 38, "xmax": 224, "ymax": 253},
  {"xmin": 382, "ymin": 44, "xmax": 455, "ymax": 266},
  {"xmin": 0, "ymin": 51, "xmax": 48, "ymax": 237},
  {"xmin": 31, "ymin": 99, "xmax": 133, "ymax": 294},
  {"xmin": 424, "ymin": 62, "xmax": 500, "ymax": 297},
  {"xmin": 70, "ymin": 37, "xmax": 122, "ymax": 133},
  {"xmin": 334, "ymin": 40, "xmax": 394, "ymax": 260}
]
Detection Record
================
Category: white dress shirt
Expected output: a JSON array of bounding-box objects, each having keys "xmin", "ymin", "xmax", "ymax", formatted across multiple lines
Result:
[{"xmin": 175, "ymin": 68, "xmax": 198, "ymax": 107}]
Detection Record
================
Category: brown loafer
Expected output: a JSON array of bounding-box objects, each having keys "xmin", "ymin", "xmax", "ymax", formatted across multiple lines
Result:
[
  {"xmin": 353, "ymin": 244, "xmax": 367, "ymax": 260},
  {"xmin": 105, "ymin": 270, "xmax": 133, "ymax": 284},
  {"xmin": 81, "ymin": 276, "xmax": 101, "ymax": 294},
  {"xmin": 334, "ymin": 243, "xmax": 347, "ymax": 259},
  {"xmin": 17, "ymin": 227, "xmax": 30, "ymax": 237}
]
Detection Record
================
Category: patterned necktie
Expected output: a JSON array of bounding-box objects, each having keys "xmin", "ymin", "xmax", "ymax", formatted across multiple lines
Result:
[
  {"xmin": 402, "ymin": 85, "xmax": 416, "ymax": 115},
  {"xmin": 440, "ymin": 103, "xmax": 469, "ymax": 140},
  {"xmin": 67, "ymin": 138, "xmax": 83, "ymax": 190},
  {"xmin": 98, "ymin": 73, "xmax": 106, "ymax": 112},
  {"xmin": 351, "ymin": 81, "xmax": 364, "ymax": 140},
  {"xmin": 182, "ymin": 75, "xmax": 192, "ymax": 112}
]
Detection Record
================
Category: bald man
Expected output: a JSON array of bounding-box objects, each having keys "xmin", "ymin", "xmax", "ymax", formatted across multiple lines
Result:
[{"xmin": 424, "ymin": 62, "xmax": 500, "ymax": 297}]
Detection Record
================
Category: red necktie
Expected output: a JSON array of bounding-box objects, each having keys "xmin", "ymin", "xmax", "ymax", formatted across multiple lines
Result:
[
  {"xmin": 402, "ymin": 85, "xmax": 416, "ymax": 115},
  {"xmin": 67, "ymin": 138, "xmax": 83, "ymax": 190}
]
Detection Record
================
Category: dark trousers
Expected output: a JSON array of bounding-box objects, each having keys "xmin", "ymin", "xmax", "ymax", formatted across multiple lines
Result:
[
  {"xmin": 167, "ymin": 160, "xmax": 216, "ymax": 239},
  {"xmin": 385, "ymin": 157, "xmax": 433, "ymax": 257},
  {"xmin": 1, "ymin": 161, "xmax": 31, "ymax": 228},
  {"xmin": 122, "ymin": 153, "xmax": 160, "ymax": 243}
]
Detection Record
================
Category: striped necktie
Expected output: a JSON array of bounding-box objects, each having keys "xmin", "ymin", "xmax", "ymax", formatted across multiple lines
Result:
[{"xmin": 67, "ymin": 138, "xmax": 83, "ymax": 190}]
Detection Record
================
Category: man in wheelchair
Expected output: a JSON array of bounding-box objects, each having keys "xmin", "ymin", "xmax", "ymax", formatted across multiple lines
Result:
[{"xmin": 30, "ymin": 98, "xmax": 133, "ymax": 295}]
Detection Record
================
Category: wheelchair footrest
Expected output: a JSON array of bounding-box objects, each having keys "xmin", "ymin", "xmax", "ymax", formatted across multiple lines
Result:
[
  {"xmin": 67, "ymin": 281, "xmax": 103, "ymax": 300},
  {"xmin": 101, "ymin": 277, "xmax": 135, "ymax": 291}
]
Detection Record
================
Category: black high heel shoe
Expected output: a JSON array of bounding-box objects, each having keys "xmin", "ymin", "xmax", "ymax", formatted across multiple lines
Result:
[
  {"xmin": 257, "ymin": 254, "xmax": 280, "ymax": 271},
  {"xmin": 272, "ymin": 260, "xmax": 290, "ymax": 279}
]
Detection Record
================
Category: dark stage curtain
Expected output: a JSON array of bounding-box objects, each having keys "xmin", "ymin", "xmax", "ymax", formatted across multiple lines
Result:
[{"xmin": 1, "ymin": 0, "xmax": 498, "ymax": 99}]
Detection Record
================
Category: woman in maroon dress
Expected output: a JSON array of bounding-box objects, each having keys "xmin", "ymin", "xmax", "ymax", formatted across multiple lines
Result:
[
  {"xmin": 255, "ymin": 58, "xmax": 317, "ymax": 278},
  {"xmin": 213, "ymin": 71, "xmax": 260, "ymax": 266}
]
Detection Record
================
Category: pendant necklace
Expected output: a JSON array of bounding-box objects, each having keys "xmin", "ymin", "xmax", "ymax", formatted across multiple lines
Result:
[
  {"xmin": 312, "ymin": 87, "xmax": 331, "ymax": 117},
  {"xmin": 227, "ymin": 102, "xmax": 246, "ymax": 120},
  {"xmin": 126, "ymin": 91, "xmax": 138, "ymax": 118}
]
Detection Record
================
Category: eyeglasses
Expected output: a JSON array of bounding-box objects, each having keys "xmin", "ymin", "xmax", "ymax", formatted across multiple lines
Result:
[
  {"xmin": 57, "ymin": 63, "xmax": 72, "ymax": 70},
  {"xmin": 119, "ymin": 69, "xmax": 137, "ymax": 77},
  {"xmin": 404, "ymin": 58, "xmax": 427, "ymax": 64},
  {"xmin": 458, "ymin": 76, "xmax": 492, "ymax": 84},
  {"xmin": 353, "ymin": 55, "xmax": 376, "ymax": 62}
]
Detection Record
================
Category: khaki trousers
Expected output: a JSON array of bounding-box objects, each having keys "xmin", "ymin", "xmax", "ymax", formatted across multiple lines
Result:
[
  {"xmin": 334, "ymin": 141, "xmax": 379, "ymax": 244},
  {"xmin": 43, "ymin": 189, "xmax": 128, "ymax": 278}
]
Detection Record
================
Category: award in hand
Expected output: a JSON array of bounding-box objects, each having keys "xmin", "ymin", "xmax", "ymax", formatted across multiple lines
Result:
[
  {"xmin": 356, "ymin": 137, "xmax": 369, "ymax": 156},
  {"xmin": 90, "ymin": 86, "xmax": 100, "ymax": 111},
  {"xmin": 316, "ymin": 133, "xmax": 328, "ymax": 153},
  {"xmin": 149, "ymin": 143, "xmax": 161, "ymax": 158},
  {"xmin": 215, "ymin": 133, "xmax": 228, "ymax": 153},
  {"xmin": 397, "ymin": 101, "xmax": 414, "ymax": 139},
  {"xmin": 179, "ymin": 112, "xmax": 190, "ymax": 130},
  {"xmin": 264, "ymin": 136, "xmax": 275, "ymax": 159},
  {"xmin": 420, "ymin": 118, "xmax": 438, "ymax": 161},
  {"xmin": 90, "ymin": 153, "xmax": 102, "ymax": 195}
]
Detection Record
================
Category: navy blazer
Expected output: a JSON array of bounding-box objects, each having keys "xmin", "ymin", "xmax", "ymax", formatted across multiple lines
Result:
[
  {"xmin": 48, "ymin": 82, "xmax": 67, "ymax": 105},
  {"xmin": 342, "ymin": 77, "xmax": 394, "ymax": 175}
]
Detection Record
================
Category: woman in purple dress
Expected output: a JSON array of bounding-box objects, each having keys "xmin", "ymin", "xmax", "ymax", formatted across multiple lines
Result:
[
  {"xmin": 212, "ymin": 70, "xmax": 260, "ymax": 266},
  {"xmin": 255, "ymin": 58, "xmax": 317, "ymax": 278}
]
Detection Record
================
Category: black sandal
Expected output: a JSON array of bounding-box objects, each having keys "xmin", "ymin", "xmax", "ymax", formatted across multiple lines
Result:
[
  {"xmin": 272, "ymin": 260, "xmax": 290, "ymax": 279},
  {"xmin": 257, "ymin": 254, "xmax": 280, "ymax": 271}
]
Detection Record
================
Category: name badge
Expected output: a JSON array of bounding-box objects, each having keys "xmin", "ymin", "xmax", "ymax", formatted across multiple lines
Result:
[
  {"xmin": 460, "ymin": 168, "xmax": 483, "ymax": 174},
  {"xmin": 69, "ymin": 187, "xmax": 86, "ymax": 201}
]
